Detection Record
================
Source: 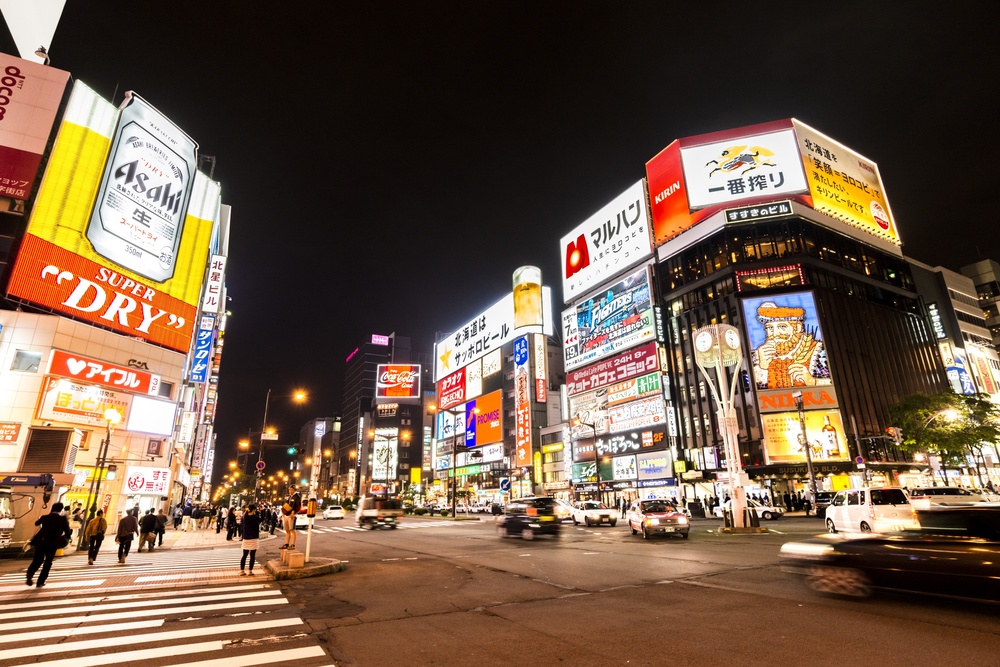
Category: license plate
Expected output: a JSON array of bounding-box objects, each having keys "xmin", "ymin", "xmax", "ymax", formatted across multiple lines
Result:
[
  {"xmin": 540, "ymin": 516, "xmax": 554, "ymax": 522},
  {"xmin": 664, "ymin": 527, "xmax": 675, "ymax": 532}
]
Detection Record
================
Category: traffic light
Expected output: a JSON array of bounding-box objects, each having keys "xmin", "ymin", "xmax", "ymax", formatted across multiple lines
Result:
[
  {"xmin": 286, "ymin": 447, "xmax": 298, "ymax": 455},
  {"xmin": 885, "ymin": 427, "xmax": 902, "ymax": 445},
  {"xmin": 106, "ymin": 464, "xmax": 118, "ymax": 480}
]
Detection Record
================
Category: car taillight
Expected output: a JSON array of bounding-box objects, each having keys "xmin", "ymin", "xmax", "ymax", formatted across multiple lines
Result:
[{"xmin": 526, "ymin": 507, "xmax": 538, "ymax": 516}]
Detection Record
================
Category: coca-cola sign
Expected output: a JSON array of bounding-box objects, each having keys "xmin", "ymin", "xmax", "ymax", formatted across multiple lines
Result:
[{"xmin": 376, "ymin": 364, "xmax": 421, "ymax": 399}]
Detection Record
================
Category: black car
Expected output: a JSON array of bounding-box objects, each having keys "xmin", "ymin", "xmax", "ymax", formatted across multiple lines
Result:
[
  {"xmin": 496, "ymin": 496, "xmax": 561, "ymax": 540},
  {"xmin": 813, "ymin": 491, "xmax": 837, "ymax": 519},
  {"xmin": 779, "ymin": 505, "xmax": 1000, "ymax": 603}
]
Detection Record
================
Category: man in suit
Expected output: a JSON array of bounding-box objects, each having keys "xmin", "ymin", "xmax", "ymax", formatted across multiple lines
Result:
[{"xmin": 26, "ymin": 502, "xmax": 72, "ymax": 588}]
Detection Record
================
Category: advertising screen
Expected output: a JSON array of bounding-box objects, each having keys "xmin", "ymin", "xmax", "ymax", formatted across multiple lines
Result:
[
  {"xmin": 595, "ymin": 425, "xmax": 667, "ymax": 458},
  {"xmin": 125, "ymin": 395, "xmax": 177, "ymax": 436},
  {"xmin": 741, "ymin": 291, "xmax": 833, "ymax": 394},
  {"xmin": 36, "ymin": 377, "xmax": 130, "ymax": 427},
  {"xmin": 0, "ymin": 53, "xmax": 71, "ymax": 200},
  {"xmin": 371, "ymin": 428, "xmax": 399, "ymax": 481},
  {"xmin": 561, "ymin": 266, "xmax": 655, "ymax": 371},
  {"xmin": 636, "ymin": 451, "xmax": 673, "ymax": 480},
  {"xmin": 561, "ymin": 180, "xmax": 653, "ymax": 303},
  {"xmin": 607, "ymin": 395, "xmax": 666, "ymax": 433},
  {"xmin": 565, "ymin": 341, "xmax": 659, "ymax": 396},
  {"xmin": 466, "ymin": 389, "xmax": 503, "ymax": 448},
  {"xmin": 376, "ymin": 364, "xmax": 421, "ymax": 399},
  {"xmin": 6, "ymin": 81, "xmax": 220, "ymax": 353},
  {"xmin": 760, "ymin": 409, "xmax": 849, "ymax": 464},
  {"xmin": 791, "ymin": 119, "xmax": 899, "ymax": 245}
]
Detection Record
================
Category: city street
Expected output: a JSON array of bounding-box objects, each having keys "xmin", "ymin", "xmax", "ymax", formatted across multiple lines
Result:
[{"xmin": 3, "ymin": 515, "xmax": 995, "ymax": 666}]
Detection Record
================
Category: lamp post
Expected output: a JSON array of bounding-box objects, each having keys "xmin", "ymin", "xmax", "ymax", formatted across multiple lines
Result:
[
  {"xmin": 253, "ymin": 388, "xmax": 306, "ymax": 502},
  {"xmin": 78, "ymin": 408, "xmax": 122, "ymax": 549},
  {"xmin": 791, "ymin": 391, "xmax": 819, "ymax": 502},
  {"xmin": 693, "ymin": 324, "xmax": 749, "ymax": 529},
  {"xmin": 572, "ymin": 416, "xmax": 601, "ymax": 505}
]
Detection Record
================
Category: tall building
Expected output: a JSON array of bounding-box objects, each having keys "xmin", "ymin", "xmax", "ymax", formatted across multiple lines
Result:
[{"xmin": 961, "ymin": 259, "xmax": 1000, "ymax": 350}]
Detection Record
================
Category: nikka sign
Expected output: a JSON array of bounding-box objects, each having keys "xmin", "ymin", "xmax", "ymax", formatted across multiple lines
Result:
[{"xmin": 757, "ymin": 387, "xmax": 839, "ymax": 414}]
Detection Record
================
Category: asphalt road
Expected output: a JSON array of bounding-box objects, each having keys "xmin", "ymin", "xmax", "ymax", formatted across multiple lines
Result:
[{"xmin": 281, "ymin": 515, "xmax": 1000, "ymax": 666}]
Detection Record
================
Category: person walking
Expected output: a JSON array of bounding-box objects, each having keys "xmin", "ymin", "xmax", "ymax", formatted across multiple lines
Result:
[
  {"xmin": 216, "ymin": 506, "xmax": 226, "ymax": 534},
  {"xmin": 268, "ymin": 505, "xmax": 277, "ymax": 535},
  {"xmin": 156, "ymin": 509, "xmax": 167, "ymax": 547},
  {"xmin": 173, "ymin": 504, "xmax": 183, "ymax": 530},
  {"xmin": 116, "ymin": 508, "xmax": 139, "ymax": 564},
  {"xmin": 191, "ymin": 505, "xmax": 203, "ymax": 531},
  {"xmin": 84, "ymin": 509, "xmax": 108, "ymax": 565},
  {"xmin": 25, "ymin": 502, "xmax": 72, "ymax": 588},
  {"xmin": 239, "ymin": 504, "xmax": 261, "ymax": 576},
  {"xmin": 280, "ymin": 485, "xmax": 301, "ymax": 550},
  {"xmin": 139, "ymin": 509, "xmax": 158, "ymax": 552},
  {"xmin": 226, "ymin": 506, "xmax": 238, "ymax": 541}
]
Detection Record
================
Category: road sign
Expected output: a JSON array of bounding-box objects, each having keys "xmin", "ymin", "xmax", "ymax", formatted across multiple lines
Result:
[
  {"xmin": 261, "ymin": 432, "xmax": 279, "ymax": 441},
  {"xmin": 256, "ymin": 460, "xmax": 266, "ymax": 471},
  {"xmin": 855, "ymin": 456, "xmax": 865, "ymax": 464},
  {"xmin": 499, "ymin": 478, "xmax": 511, "ymax": 492}
]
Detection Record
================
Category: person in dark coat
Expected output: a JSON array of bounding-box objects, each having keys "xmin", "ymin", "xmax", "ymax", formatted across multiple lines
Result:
[
  {"xmin": 117, "ymin": 508, "xmax": 139, "ymax": 563},
  {"xmin": 239, "ymin": 504, "xmax": 262, "ymax": 575},
  {"xmin": 84, "ymin": 509, "xmax": 108, "ymax": 565},
  {"xmin": 26, "ymin": 502, "xmax": 72, "ymax": 588},
  {"xmin": 156, "ymin": 509, "xmax": 168, "ymax": 546},
  {"xmin": 139, "ymin": 509, "xmax": 158, "ymax": 552}
]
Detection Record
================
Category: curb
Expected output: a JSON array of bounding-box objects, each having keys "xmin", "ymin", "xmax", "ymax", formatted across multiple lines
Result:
[{"xmin": 265, "ymin": 556, "xmax": 346, "ymax": 580}]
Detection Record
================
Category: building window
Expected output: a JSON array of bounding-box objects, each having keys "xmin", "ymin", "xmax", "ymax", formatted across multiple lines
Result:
[{"xmin": 10, "ymin": 350, "xmax": 42, "ymax": 372}]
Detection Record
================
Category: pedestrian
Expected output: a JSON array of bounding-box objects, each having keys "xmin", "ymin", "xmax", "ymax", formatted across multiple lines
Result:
[
  {"xmin": 803, "ymin": 495, "xmax": 813, "ymax": 517},
  {"xmin": 226, "ymin": 506, "xmax": 238, "ymax": 541},
  {"xmin": 156, "ymin": 509, "xmax": 167, "ymax": 546},
  {"xmin": 280, "ymin": 485, "xmax": 301, "ymax": 550},
  {"xmin": 25, "ymin": 501, "xmax": 72, "ymax": 588},
  {"xmin": 116, "ymin": 508, "xmax": 139, "ymax": 564},
  {"xmin": 139, "ymin": 509, "xmax": 158, "ymax": 552},
  {"xmin": 783, "ymin": 491, "xmax": 792, "ymax": 511},
  {"xmin": 216, "ymin": 506, "xmax": 226, "ymax": 534},
  {"xmin": 239, "ymin": 504, "xmax": 261, "ymax": 576},
  {"xmin": 269, "ymin": 506, "xmax": 277, "ymax": 535},
  {"xmin": 84, "ymin": 509, "xmax": 108, "ymax": 565},
  {"xmin": 173, "ymin": 504, "xmax": 183, "ymax": 530},
  {"xmin": 191, "ymin": 504, "xmax": 203, "ymax": 531},
  {"xmin": 234, "ymin": 506, "xmax": 244, "ymax": 539},
  {"xmin": 181, "ymin": 503, "xmax": 193, "ymax": 531}
]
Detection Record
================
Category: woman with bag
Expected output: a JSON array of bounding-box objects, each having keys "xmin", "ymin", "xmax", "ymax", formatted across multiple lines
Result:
[
  {"xmin": 239, "ymin": 504, "xmax": 261, "ymax": 576},
  {"xmin": 84, "ymin": 509, "xmax": 108, "ymax": 565},
  {"xmin": 25, "ymin": 502, "xmax": 72, "ymax": 588}
]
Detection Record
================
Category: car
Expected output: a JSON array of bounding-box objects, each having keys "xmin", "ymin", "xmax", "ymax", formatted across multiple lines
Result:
[
  {"xmin": 294, "ymin": 511, "xmax": 310, "ymax": 529},
  {"xmin": 554, "ymin": 498, "xmax": 574, "ymax": 523},
  {"xmin": 825, "ymin": 487, "xmax": 919, "ymax": 534},
  {"xmin": 712, "ymin": 498, "xmax": 785, "ymax": 520},
  {"xmin": 813, "ymin": 491, "xmax": 837, "ymax": 519},
  {"xmin": 907, "ymin": 486, "xmax": 985, "ymax": 510},
  {"xmin": 322, "ymin": 505, "xmax": 345, "ymax": 520},
  {"xmin": 570, "ymin": 500, "xmax": 618, "ymax": 527},
  {"xmin": 627, "ymin": 499, "xmax": 689, "ymax": 539},
  {"xmin": 779, "ymin": 505, "xmax": 1000, "ymax": 602},
  {"xmin": 496, "ymin": 496, "xmax": 561, "ymax": 540}
]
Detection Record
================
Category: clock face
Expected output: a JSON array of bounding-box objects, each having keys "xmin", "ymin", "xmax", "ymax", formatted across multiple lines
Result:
[
  {"xmin": 695, "ymin": 331, "xmax": 714, "ymax": 352},
  {"xmin": 724, "ymin": 329, "xmax": 740, "ymax": 350}
]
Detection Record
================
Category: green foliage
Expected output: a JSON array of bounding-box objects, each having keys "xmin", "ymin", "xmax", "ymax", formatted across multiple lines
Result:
[
  {"xmin": 440, "ymin": 509, "xmax": 450, "ymax": 517},
  {"xmin": 413, "ymin": 507, "xmax": 428, "ymax": 516},
  {"xmin": 889, "ymin": 392, "xmax": 1000, "ymax": 468}
]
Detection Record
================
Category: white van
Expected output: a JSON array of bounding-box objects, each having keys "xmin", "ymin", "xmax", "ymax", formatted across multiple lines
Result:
[
  {"xmin": 825, "ymin": 487, "xmax": 919, "ymax": 534},
  {"xmin": 907, "ymin": 486, "xmax": 984, "ymax": 510}
]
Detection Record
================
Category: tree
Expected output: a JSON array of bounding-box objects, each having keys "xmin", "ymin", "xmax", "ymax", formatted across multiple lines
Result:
[{"xmin": 889, "ymin": 392, "xmax": 1000, "ymax": 486}]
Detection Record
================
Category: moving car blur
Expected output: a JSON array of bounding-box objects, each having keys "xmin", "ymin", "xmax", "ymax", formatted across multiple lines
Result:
[
  {"xmin": 496, "ymin": 496, "xmax": 561, "ymax": 540},
  {"xmin": 779, "ymin": 505, "xmax": 1000, "ymax": 603},
  {"xmin": 712, "ymin": 497, "xmax": 785, "ymax": 520}
]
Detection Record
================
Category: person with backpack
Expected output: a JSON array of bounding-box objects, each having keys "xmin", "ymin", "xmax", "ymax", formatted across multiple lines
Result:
[{"xmin": 25, "ymin": 502, "xmax": 72, "ymax": 588}]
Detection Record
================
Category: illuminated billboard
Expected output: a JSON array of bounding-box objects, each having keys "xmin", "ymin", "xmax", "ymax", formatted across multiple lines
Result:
[
  {"xmin": 791, "ymin": 119, "xmax": 899, "ymax": 244},
  {"xmin": 467, "ymin": 389, "xmax": 503, "ymax": 448},
  {"xmin": 47, "ymin": 349, "xmax": 161, "ymax": 395},
  {"xmin": 0, "ymin": 53, "xmax": 70, "ymax": 200},
  {"xmin": 376, "ymin": 364, "xmax": 421, "ymax": 399},
  {"xmin": 6, "ymin": 81, "xmax": 220, "ymax": 352},
  {"xmin": 760, "ymin": 410, "xmax": 849, "ymax": 464},
  {"xmin": 561, "ymin": 266, "xmax": 655, "ymax": 371},
  {"xmin": 433, "ymin": 286, "xmax": 554, "ymax": 382},
  {"xmin": 565, "ymin": 341, "xmax": 659, "ymax": 396},
  {"xmin": 561, "ymin": 180, "xmax": 653, "ymax": 303},
  {"xmin": 371, "ymin": 427, "xmax": 400, "ymax": 481},
  {"xmin": 646, "ymin": 119, "xmax": 901, "ymax": 251},
  {"xmin": 514, "ymin": 336, "xmax": 532, "ymax": 466}
]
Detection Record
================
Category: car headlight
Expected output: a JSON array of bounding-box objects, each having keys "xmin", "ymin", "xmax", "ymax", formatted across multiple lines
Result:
[
  {"xmin": 646, "ymin": 518, "xmax": 659, "ymax": 525},
  {"xmin": 677, "ymin": 516, "xmax": 688, "ymax": 525},
  {"xmin": 779, "ymin": 541, "xmax": 836, "ymax": 560}
]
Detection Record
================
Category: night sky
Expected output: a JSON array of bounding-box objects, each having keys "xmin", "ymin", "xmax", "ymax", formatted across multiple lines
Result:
[{"xmin": 12, "ymin": 2, "xmax": 996, "ymax": 478}]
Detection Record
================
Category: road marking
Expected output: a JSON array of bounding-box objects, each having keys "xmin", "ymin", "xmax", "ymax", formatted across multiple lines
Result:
[
  {"xmin": 170, "ymin": 645, "xmax": 327, "ymax": 666},
  {"xmin": 0, "ymin": 620, "xmax": 164, "ymax": 644},
  {"xmin": 0, "ymin": 590, "xmax": 282, "ymax": 620}
]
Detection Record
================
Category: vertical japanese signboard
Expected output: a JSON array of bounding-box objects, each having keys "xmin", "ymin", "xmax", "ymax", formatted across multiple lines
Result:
[{"xmin": 514, "ymin": 336, "xmax": 532, "ymax": 467}]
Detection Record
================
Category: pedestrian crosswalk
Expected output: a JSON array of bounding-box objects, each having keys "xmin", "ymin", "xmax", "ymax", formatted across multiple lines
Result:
[
  {"xmin": 298, "ymin": 519, "xmax": 480, "ymax": 534},
  {"xmin": 0, "ymin": 547, "xmax": 249, "ymax": 594},
  {"xmin": 0, "ymin": 580, "xmax": 333, "ymax": 666}
]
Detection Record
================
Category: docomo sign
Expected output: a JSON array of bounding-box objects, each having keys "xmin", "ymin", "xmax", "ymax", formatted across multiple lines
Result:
[
  {"xmin": 376, "ymin": 364, "xmax": 421, "ymax": 399},
  {"xmin": 48, "ymin": 349, "xmax": 161, "ymax": 395}
]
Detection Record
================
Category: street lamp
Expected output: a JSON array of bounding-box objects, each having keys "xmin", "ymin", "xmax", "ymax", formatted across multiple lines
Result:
[
  {"xmin": 571, "ymin": 416, "xmax": 601, "ymax": 505},
  {"xmin": 78, "ymin": 408, "xmax": 122, "ymax": 549},
  {"xmin": 791, "ymin": 391, "xmax": 819, "ymax": 502},
  {"xmin": 254, "ymin": 388, "xmax": 307, "ymax": 501}
]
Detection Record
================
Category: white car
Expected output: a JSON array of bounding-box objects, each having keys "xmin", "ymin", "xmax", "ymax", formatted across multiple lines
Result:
[
  {"xmin": 294, "ymin": 511, "xmax": 310, "ymax": 528},
  {"xmin": 322, "ymin": 505, "xmax": 345, "ymax": 520},
  {"xmin": 554, "ymin": 499, "xmax": 574, "ymax": 522},
  {"xmin": 825, "ymin": 487, "xmax": 919, "ymax": 533},
  {"xmin": 570, "ymin": 500, "xmax": 618, "ymax": 526},
  {"xmin": 712, "ymin": 498, "xmax": 784, "ymax": 520}
]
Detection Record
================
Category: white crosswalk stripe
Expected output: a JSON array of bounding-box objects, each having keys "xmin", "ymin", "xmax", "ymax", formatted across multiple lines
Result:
[
  {"xmin": 295, "ymin": 519, "xmax": 480, "ymax": 534},
  {"xmin": 0, "ymin": 581, "xmax": 330, "ymax": 666}
]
